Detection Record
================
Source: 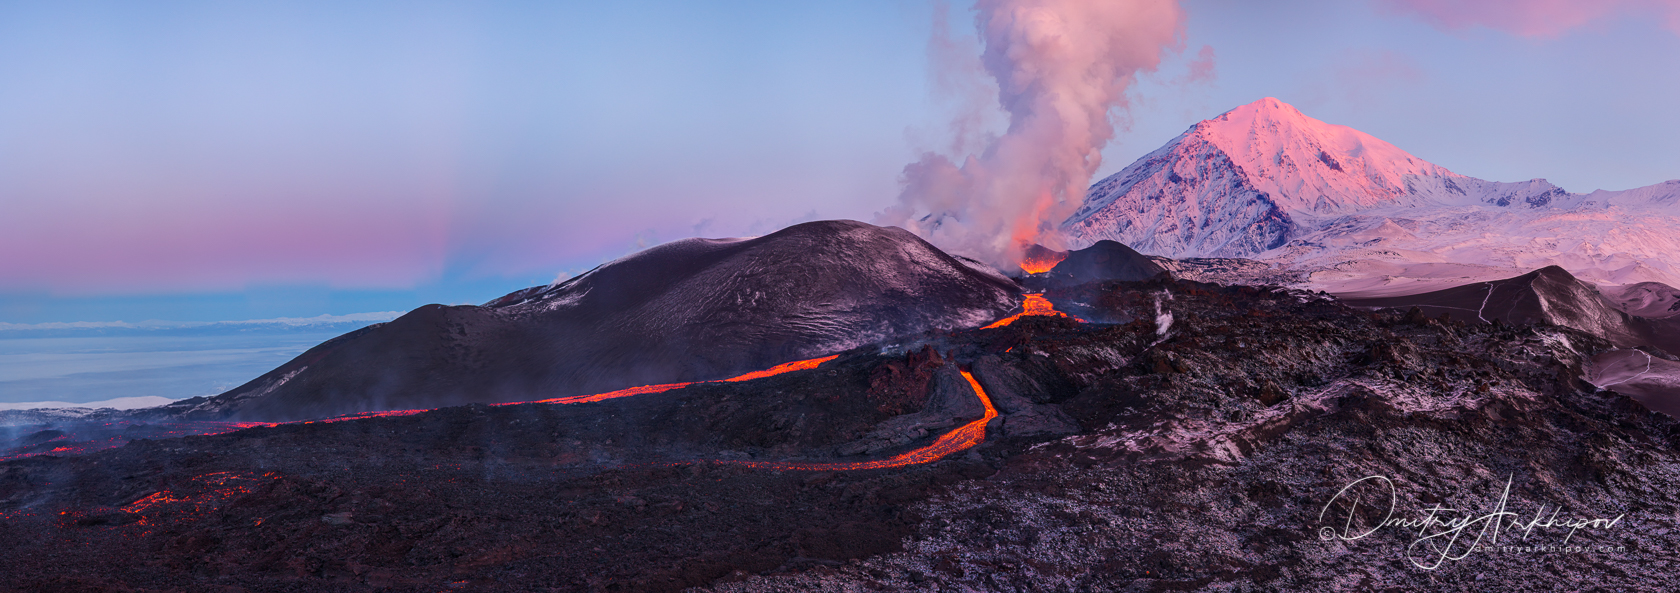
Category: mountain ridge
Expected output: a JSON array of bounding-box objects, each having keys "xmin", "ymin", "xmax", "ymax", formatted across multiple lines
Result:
[{"xmin": 1063, "ymin": 98, "xmax": 1680, "ymax": 292}]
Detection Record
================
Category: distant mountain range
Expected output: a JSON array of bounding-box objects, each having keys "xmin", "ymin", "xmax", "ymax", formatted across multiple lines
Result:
[
  {"xmin": 1063, "ymin": 97, "xmax": 1680, "ymax": 295},
  {"xmin": 0, "ymin": 312, "xmax": 403, "ymax": 339}
]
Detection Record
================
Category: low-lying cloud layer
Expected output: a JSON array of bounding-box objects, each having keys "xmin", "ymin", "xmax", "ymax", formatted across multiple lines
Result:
[{"xmin": 1381, "ymin": 0, "xmax": 1680, "ymax": 37}]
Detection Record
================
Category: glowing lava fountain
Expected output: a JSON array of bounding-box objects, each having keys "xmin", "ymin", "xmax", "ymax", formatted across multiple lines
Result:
[
  {"xmin": 982, "ymin": 294, "xmax": 1077, "ymax": 329},
  {"xmin": 1019, "ymin": 245, "xmax": 1068, "ymax": 274}
]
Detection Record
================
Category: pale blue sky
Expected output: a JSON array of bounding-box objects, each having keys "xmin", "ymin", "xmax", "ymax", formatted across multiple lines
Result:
[{"xmin": 2, "ymin": 0, "xmax": 1676, "ymax": 323}]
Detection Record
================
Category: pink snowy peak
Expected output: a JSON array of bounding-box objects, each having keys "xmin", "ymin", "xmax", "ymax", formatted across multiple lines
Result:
[
  {"xmin": 1192, "ymin": 97, "xmax": 1452, "ymax": 213},
  {"xmin": 1063, "ymin": 97, "xmax": 1680, "ymax": 288}
]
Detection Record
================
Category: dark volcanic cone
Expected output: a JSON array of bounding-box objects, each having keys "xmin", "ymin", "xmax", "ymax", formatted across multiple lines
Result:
[
  {"xmin": 1341, "ymin": 265, "xmax": 1680, "ymax": 354},
  {"xmin": 175, "ymin": 220, "xmax": 1020, "ymax": 421},
  {"xmin": 1024, "ymin": 239, "xmax": 1170, "ymax": 291}
]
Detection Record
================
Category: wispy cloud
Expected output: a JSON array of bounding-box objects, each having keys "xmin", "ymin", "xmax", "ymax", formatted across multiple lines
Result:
[{"xmin": 1378, "ymin": 0, "xmax": 1680, "ymax": 37}]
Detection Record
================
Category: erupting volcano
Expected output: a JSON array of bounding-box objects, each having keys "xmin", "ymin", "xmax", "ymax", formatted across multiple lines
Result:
[{"xmin": 1018, "ymin": 244, "xmax": 1069, "ymax": 274}]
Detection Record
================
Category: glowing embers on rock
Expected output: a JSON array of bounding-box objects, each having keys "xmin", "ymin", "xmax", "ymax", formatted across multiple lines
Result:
[
  {"xmin": 41, "ymin": 471, "xmax": 283, "ymax": 528},
  {"xmin": 982, "ymin": 293, "xmax": 1077, "ymax": 329},
  {"xmin": 118, "ymin": 471, "xmax": 279, "ymax": 524},
  {"xmin": 723, "ymin": 370, "xmax": 997, "ymax": 471},
  {"xmin": 308, "ymin": 409, "xmax": 430, "ymax": 424}
]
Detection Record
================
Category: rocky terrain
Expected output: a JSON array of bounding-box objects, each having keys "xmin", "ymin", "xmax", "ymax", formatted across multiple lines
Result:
[{"xmin": 5, "ymin": 269, "xmax": 1680, "ymax": 591}]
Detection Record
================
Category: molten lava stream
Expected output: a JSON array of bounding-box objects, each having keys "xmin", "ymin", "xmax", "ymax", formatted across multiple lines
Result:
[
  {"xmin": 273, "ymin": 356, "xmax": 845, "ymax": 427},
  {"xmin": 522, "ymin": 354, "xmax": 842, "ymax": 406},
  {"xmin": 275, "ymin": 355, "xmax": 845, "ymax": 426},
  {"xmin": 721, "ymin": 370, "xmax": 998, "ymax": 471},
  {"xmin": 982, "ymin": 293, "xmax": 1078, "ymax": 329}
]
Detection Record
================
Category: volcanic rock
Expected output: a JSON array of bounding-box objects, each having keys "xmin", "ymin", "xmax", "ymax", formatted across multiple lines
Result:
[
  {"xmin": 970, "ymin": 356, "xmax": 1080, "ymax": 437},
  {"xmin": 837, "ymin": 365, "xmax": 986, "ymax": 456}
]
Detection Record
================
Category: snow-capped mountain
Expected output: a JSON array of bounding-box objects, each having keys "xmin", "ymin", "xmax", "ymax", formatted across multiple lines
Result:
[{"xmin": 1063, "ymin": 97, "xmax": 1680, "ymax": 294}]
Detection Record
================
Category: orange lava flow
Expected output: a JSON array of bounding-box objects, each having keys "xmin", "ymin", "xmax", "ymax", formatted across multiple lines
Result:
[
  {"xmin": 264, "ymin": 356, "xmax": 844, "ymax": 428},
  {"xmin": 720, "ymin": 370, "xmax": 997, "ymax": 471},
  {"xmin": 724, "ymin": 355, "xmax": 839, "ymax": 382},
  {"xmin": 528, "ymin": 382, "xmax": 696, "ymax": 406},
  {"xmin": 308, "ymin": 409, "xmax": 428, "ymax": 424},
  {"xmin": 982, "ymin": 293, "xmax": 1073, "ymax": 329},
  {"xmin": 520, "ymin": 354, "xmax": 842, "ymax": 406}
]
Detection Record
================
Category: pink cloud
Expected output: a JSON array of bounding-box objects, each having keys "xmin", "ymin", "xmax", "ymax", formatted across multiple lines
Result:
[
  {"xmin": 1184, "ymin": 45, "xmax": 1216, "ymax": 85},
  {"xmin": 1335, "ymin": 49, "xmax": 1426, "ymax": 102},
  {"xmin": 1379, "ymin": 0, "xmax": 1680, "ymax": 37},
  {"xmin": 0, "ymin": 175, "xmax": 454, "ymax": 295}
]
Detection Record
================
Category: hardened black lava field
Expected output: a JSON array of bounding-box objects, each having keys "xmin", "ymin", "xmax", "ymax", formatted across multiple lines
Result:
[{"xmin": 5, "ymin": 274, "xmax": 1680, "ymax": 592}]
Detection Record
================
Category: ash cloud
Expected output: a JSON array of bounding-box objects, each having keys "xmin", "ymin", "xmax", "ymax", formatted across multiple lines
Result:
[{"xmin": 878, "ymin": 0, "xmax": 1187, "ymax": 269}]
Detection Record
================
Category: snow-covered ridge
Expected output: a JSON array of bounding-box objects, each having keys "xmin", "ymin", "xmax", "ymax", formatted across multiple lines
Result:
[{"xmin": 1064, "ymin": 97, "xmax": 1680, "ymax": 291}]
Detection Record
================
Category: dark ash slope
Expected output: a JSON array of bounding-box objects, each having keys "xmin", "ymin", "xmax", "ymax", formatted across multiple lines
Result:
[
  {"xmin": 1025, "ymin": 240, "xmax": 1170, "ymax": 292},
  {"xmin": 174, "ymin": 220, "xmax": 1020, "ymax": 421}
]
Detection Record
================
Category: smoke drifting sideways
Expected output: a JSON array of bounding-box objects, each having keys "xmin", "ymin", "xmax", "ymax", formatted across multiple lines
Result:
[{"xmin": 877, "ymin": 0, "xmax": 1187, "ymax": 270}]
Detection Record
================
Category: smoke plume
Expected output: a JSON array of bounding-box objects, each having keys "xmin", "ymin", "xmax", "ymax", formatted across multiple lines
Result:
[{"xmin": 878, "ymin": 0, "xmax": 1186, "ymax": 269}]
